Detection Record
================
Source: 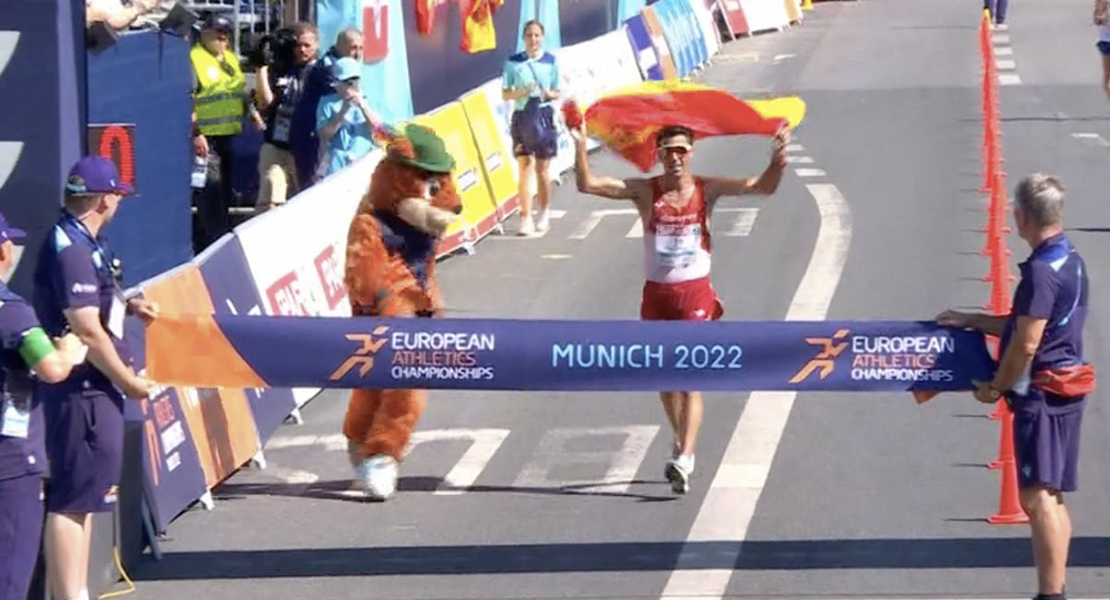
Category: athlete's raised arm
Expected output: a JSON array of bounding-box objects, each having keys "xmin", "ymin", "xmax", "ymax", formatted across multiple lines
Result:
[{"xmin": 704, "ymin": 127, "xmax": 790, "ymax": 204}]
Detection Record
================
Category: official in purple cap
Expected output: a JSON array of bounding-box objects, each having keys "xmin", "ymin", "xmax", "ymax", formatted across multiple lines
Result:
[
  {"xmin": 31, "ymin": 156, "xmax": 157, "ymax": 600},
  {"xmin": 0, "ymin": 211, "xmax": 85, "ymax": 600}
]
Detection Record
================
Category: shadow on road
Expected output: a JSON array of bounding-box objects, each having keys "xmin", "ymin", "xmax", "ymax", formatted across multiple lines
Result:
[{"xmin": 129, "ymin": 536, "xmax": 1110, "ymax": 580}]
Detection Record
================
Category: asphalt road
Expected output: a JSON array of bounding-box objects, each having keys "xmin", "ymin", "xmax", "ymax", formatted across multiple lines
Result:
[{"xmin": 127, "ymin": 0, "xmax": 1110, "ymax": 598}]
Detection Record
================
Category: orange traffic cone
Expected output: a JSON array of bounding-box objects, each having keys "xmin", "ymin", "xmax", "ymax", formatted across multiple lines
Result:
[{"xmin": 988, "ymin": 411, "xmax": 1029, "ymax": 525}]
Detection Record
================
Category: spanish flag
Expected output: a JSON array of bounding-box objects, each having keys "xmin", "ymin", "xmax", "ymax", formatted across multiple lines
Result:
[
  {"xmin": 574, "ymin": 81, "xmax": 806, "ymax": 173},
  {"xmin": 461, "ymin": 0, "xmax": 505, "ymax": 54}
]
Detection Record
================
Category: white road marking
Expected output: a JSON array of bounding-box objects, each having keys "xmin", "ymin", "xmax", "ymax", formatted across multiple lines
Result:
[
  {"xmin": 773, "ymin": 53, "xmax": 796, "ymax": 61},
  {"xmin": 784, "ymin": 144, "xmax": 805, "ymax": 152},
  {"xmin": 660, "ymin": 183, "xmax": 852, "ymax": 599},
  {"xmin": 0, "ymin": 141, "xmax": 22, "ymax": 189},
  {"xmin": 999, "ymin": 73, "xmax": 1022, "ymax": 86},
  {"xmin": 992, "ymin": 34, "xmax": 1010, "ymax": 43},
  {"xmin": 794, "ymin": 168, "xmax": 826, "ymax": 177},
  {"xmin": 569, "ymin": 208, "xmax": 639, "ymax": 239},
  {"xmin": 995, "ymin": 46, "xmax": 1013, "ymax": 56},
  {"xmin": 627, "ymin": 218, "xmax": 644, "ymax": 238},
  {"xmin": 266, "ymin": 429, "xmax": 509, "ymax": 496},
  {"xmin": 995, "ymin": 59, "xmax": 1016, "ymax": 69},
  {"xmin": 269, "ymin": 467, "xmax": 320, "ymax": 485},
  {"xmin": 408, "ymin": 428, "xmax": 510, "ymax": 495},
  {"xmin": 722, "ymin": 208, "xmax": 759, "ymax": 237},
  {"xmin": 513, "ymin": 425, "xmax": 659, "ymax": 494},
  {"xmin": 0, "ymin": 32, "xmax": 19, "ymax": 78},
  {"xmin": 785, "ymin": 155, "xmax": 814, "ymax": 164},
  {"xmin": 1072, "ymin": 132, "xmax": 1110, "ymax": 146}
]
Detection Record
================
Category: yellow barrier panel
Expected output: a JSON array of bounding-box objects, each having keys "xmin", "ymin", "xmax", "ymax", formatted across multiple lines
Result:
[
  {"xmin": 785, "ymin": 0, "xmax": 802, "ymax": 22},
  {"xmin": 459, "ymin": 88, "xmax": 520, "ymax": 221},
  {"xmin": 410, "ymin": 101, "xmax": 501, "ymax": 256}
]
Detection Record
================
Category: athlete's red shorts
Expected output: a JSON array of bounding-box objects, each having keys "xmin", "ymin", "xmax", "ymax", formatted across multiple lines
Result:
[{"xmin": 640, "ymin": 277, "xmax": 724, "ymax": 321}]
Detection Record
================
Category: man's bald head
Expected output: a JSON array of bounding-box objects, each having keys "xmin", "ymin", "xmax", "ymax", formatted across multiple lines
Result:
[{"xmin": 336, "ymin": 28, "xmax": 363, "ymax": 59}]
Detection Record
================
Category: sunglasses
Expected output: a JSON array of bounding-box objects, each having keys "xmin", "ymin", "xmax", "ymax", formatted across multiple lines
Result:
[{"xmin": 658, "ymin": 145, "xmax": 691, "ymax": 156}]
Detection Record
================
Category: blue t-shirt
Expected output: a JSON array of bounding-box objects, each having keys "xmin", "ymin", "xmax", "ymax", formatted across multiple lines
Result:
[
  {"xmin": 315, "ymin": 92, "xmax": 375, "ymax": 177},
  {"xmin": 1000, "ymin": 233, "xmax": 1088, "ymax": 406},
  {"xmin": 0, "ymin": 285, "xmax": 46, "ymax": 481},
  {"xmin": 32, "ymin": 212, "xmax": 131, "ymax": 387},
  {"xmin": 501, "ymin": 51, "xmax": 560, "ymax": 113}
]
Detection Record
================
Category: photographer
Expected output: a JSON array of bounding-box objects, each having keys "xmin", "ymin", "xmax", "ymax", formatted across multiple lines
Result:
[{"xmin": 253, "ymin": 22, "xmax": 319, "ymax": 213}]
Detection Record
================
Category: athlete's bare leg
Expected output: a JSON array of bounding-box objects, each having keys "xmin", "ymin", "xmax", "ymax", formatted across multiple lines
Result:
[{"xmin": 677, "ymin": 391, "xmax": 703, "ymax": 456}]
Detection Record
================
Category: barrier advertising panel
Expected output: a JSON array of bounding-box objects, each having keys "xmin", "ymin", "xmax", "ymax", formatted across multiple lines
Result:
[
  {"xmin": 459, "ymin": 88, "xmax": 521, "ymax": 219},
  {"xmin": 411, "ymin": 102, "xmax": 502, "ymax": 255}
]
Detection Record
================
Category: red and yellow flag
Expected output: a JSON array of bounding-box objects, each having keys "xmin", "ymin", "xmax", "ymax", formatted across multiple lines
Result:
[
  {"xmin": 574, "ymin": 81, "xmax": 806, "ymax": 173},
  {"xmin": 461, "ymin": 0, "xmax": 505, "ymax": 54}
]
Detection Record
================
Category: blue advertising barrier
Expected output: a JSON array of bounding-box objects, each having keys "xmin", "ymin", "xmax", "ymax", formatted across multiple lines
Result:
[
  {"xmin": 624, "ymin": 12, "xmax": 666, "ymax": 80},
  {"xmin": 148, "ymin": 316, "xmax": 998, "ymax": 394},
  {"xmin": 87, "ymin": 30, "xmax": 194, "ymax": 287},
  {"xmin": 654, "ymin": 0, "xmax": 693, "ymax": 77}
]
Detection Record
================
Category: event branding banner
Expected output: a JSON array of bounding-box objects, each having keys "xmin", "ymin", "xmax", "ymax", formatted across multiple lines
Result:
[{"xmin": 148, "ymin": 316, "xmax": 996, "ymax": 393}]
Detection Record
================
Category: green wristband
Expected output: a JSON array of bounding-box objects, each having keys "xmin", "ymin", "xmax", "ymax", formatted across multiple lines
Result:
[{"xmin": 18, "ymin": 327, "xmax": 55, "ymax": 368}]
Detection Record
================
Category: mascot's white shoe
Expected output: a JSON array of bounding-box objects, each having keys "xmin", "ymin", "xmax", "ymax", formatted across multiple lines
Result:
[{"xmin": 358, "ymin": 454, "xmax": 399, "ymax": 501}]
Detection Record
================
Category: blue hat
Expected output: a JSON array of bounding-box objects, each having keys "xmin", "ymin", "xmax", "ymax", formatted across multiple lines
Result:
[
  {"xmin": 65, "ymin": 156, "xmax": 134, "ymax": 196},
  {"xmin": 0, "ymin": 212, "xmax": 27, "ymax": 246},
  {"xmin": 331, "ymin": 57, "xmax": 361, "ymax": 83}
]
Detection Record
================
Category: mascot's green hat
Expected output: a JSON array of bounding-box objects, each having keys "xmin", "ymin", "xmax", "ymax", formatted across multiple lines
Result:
[{"xmin": 396, "ymin": 123, "xmax": 455, "ymax": 174}]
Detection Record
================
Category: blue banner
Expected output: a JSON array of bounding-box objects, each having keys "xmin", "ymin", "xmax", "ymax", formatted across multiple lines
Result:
[
  {"xmin": 655, "ymin": 0, "xmax": 692, "ymax": 78},
  {"xmin": 677, "ymin": 0, "xmax": 708, "ymax": 69},
  {"xmin": 518, "ymin": 0, "xmax": 562, "ymax": 53},
  {"xmin": 618, "ymin": 0, "xmax": 648, "ymax": 25},
  {"xmin": 149, "ymin": 316, "xmax": 997, "ymax": 393}
]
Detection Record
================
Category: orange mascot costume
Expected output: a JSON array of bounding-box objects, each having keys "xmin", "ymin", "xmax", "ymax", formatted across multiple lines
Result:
[{"xmin": 342, "ymin": 123, "xmax": 462, "ymax": 501}]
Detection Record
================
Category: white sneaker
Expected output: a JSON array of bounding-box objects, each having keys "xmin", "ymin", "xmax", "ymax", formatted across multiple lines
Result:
[
  {"xmin": 518, "ymin": 216, "xmax": 536, "ymax": 236},
  {"xmin": 358, "ymin": 454, "xmax": 398, "ymax": 501},
  {"xmin": 665, "ymin": 453, "xmax": 695, "ymax": 494},
  {"xmin": 536, "ymin": 209, "xmax": 551, "ymax": 233}
]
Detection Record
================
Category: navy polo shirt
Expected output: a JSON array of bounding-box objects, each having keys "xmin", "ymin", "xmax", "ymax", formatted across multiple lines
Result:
[
  {"xmin": 0, "ymin": 285, "xmax": 45, "ymax": 481},
  {"xmin": 31, "ymin": 213, "xmax": 131, "ymax": 385},
  {"xmin": 1000, "ymin": 233, "xmax": 1088, "ymax": 404}
]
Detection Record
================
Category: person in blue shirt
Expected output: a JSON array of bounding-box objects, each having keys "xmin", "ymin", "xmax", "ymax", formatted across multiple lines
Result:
[
  {"xmin": 32, "ymin": 156, "xmax": 158, "ymax": 600},
  {"xmin": 938, "ymin": 173, "xmax": 1089, "ymax": 600},
  {"xmin": 290, "ymin": 28, "xmax": 365, "ymax": 189},
  {"xmin": 502, "ymin": 20, "xmax": 561, "ymax": 236},
  {"xmin": 315, "ymin": 56, "xmax": 383, "ymax": 179},
  {"xmin": 0, "ymin": 211, "xmax": 83, "ymax": 600}
]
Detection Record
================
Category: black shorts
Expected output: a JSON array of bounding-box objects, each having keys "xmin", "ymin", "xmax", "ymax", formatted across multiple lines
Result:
[
  {"xmin": 510, "ymin": 106, "xmax": 558, "ymax": 159},
  {"xmin": 41, "ymin": 378, "xmax": 124, "ymax": 514}
]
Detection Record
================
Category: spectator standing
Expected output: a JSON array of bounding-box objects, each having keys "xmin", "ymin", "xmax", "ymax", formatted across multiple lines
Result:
[
  {"xmin": 502, "ymin": 20, "xmax": 561, "ymax": 236},
  {"xmin": 315, "ymin": 57, "xmax": 383, "ymax": 179},
  {"xmin": 0, "ymin": 212, "xmax": 82, "ymax": 600},
  {"xmin": 254, "ymin": 23, "xmax": 320, "ymax": 212},
  {"xmin": 31, "ymin": 157, "xmax": 157, "ymax": 600},
  {"xmin": 291, "ymin": 28, "xmax": 364, "ymax": 189},
  {"xmin": 189, "ymin": 13, "xmax": 261, "ymax": 252}
]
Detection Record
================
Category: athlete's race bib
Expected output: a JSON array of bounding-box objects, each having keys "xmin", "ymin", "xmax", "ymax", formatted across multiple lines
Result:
[{"xmin": 655, "ymin": 225, "xmax": 701, "ymax": 268}]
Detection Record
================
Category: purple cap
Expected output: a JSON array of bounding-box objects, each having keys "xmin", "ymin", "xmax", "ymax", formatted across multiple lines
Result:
[
  {"xmin": 65, "ymin": 156, "xmax": 134, "ymax": 196},
  {"xmin": 0, "ymin": 212, "xmax": 27, "ymax": 246}
]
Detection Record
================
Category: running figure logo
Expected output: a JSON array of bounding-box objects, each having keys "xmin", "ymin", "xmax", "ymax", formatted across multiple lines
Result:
[
  {"xmin": 330, "ymin": 325, "xmax": 390, "ymax": 380},
  {"xmin": 789, "ymin": 328, "xmax": 850, "ymax": 383}
]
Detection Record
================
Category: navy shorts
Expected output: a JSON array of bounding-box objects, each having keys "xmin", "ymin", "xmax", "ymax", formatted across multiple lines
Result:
[
  {"xmin": 0, "ymin": 473, "xmax": 44, "ymax": 600},
  {"xmin": 1098, "ymin": 40, "xmax": 1110, "ymax": 56},
  {"xmin": 510, "ymin": 106, "xmax": 558, "ymax": 159},
  {"xmin": 42, "ymin": 380, "xmax": 124, "ymax": 514},
  {"xmin": 1012, "ymin": 398, "xmax": 1085, "ymax": 493}
]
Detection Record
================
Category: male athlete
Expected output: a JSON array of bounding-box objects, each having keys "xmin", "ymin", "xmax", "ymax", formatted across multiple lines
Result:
[{"xmin": 570, "ymin": 120, "xmax": 789, "ymax": 494}]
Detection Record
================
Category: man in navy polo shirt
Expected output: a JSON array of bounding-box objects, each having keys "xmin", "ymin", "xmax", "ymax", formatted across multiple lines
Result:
[
  {"xmin": 32, "ymin": 156, "xmax": 157, "ymax": 600},
  {"xmin": 938, "ymin": 173, "xmax": 1090, "ymax": 600},
  {"xmin": 0, "ymin": 211, "xmax": 84, "ymax": 600}
]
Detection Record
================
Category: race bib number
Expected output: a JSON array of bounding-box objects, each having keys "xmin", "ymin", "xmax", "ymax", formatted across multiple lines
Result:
[
  {"xmin": 272, "ymin": 114, "xmax": 291, "ymax": 144},
  {"xmin": 655, "ymin": 226, "xmax": 701, "ymax": 268},
  {"xmin": 1, "ymin": 398, "xmax": 30, "ymax": 439}
]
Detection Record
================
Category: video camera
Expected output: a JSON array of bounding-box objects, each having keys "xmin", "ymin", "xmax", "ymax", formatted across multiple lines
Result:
[{"xmin": 248, "ymin": 26, "xmax": 298, "ymax": 73}]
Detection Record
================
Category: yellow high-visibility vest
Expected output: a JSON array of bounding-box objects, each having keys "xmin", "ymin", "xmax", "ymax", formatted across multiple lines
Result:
[{"xmin": 191, "ymin": 45, "xmax": 245, "ymax": 137}]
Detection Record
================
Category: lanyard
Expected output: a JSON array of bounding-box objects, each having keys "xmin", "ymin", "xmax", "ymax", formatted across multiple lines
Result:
[{"xmin": 61, "ymin": 212, "xmax": 117, "ymax": 283}]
